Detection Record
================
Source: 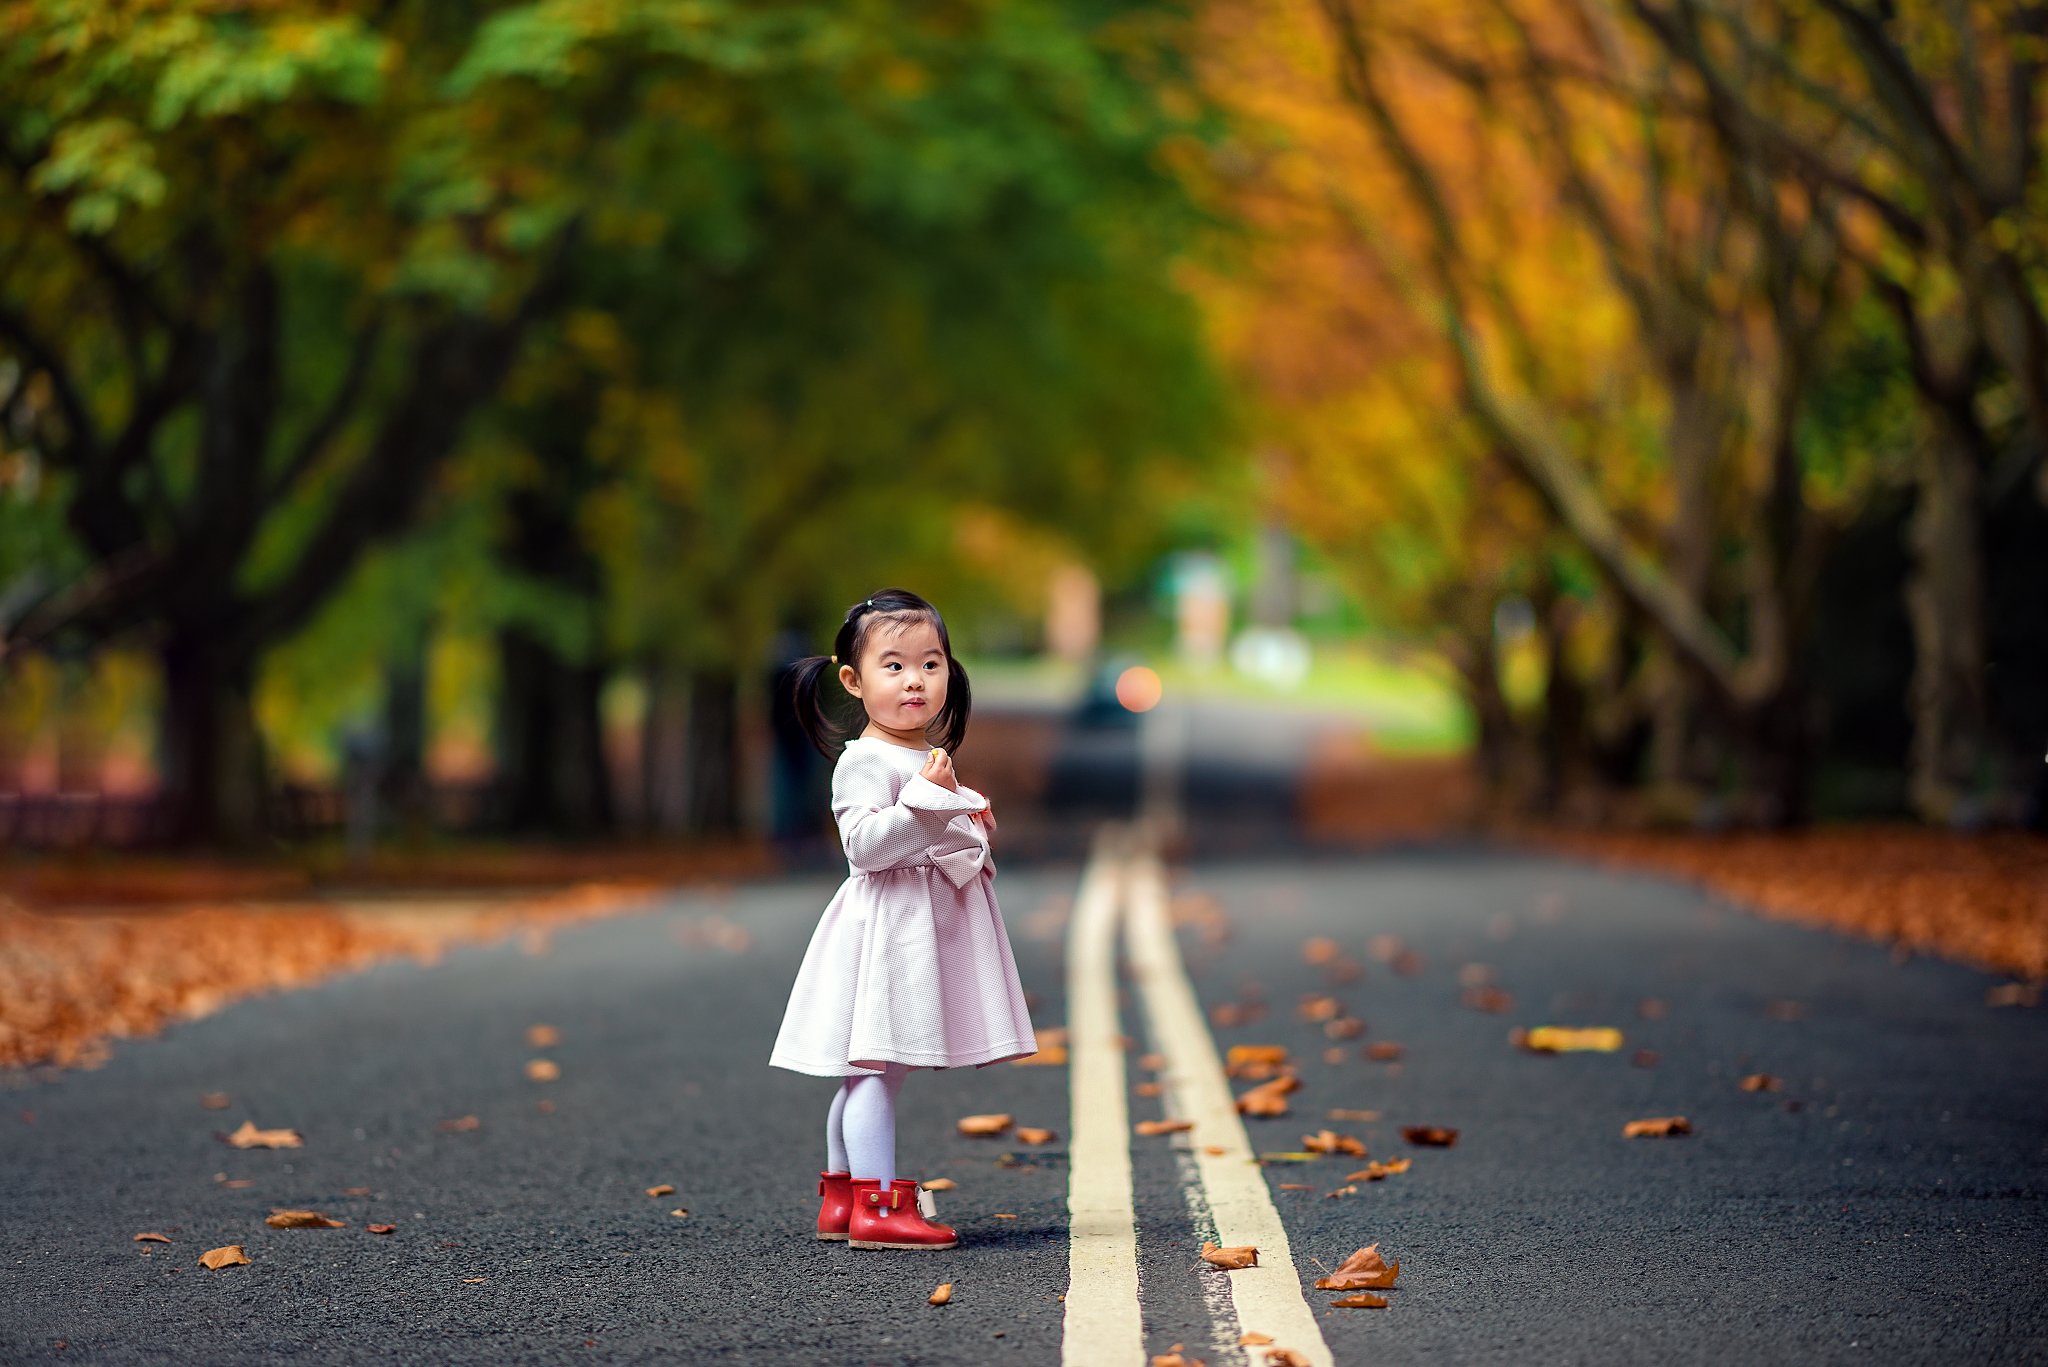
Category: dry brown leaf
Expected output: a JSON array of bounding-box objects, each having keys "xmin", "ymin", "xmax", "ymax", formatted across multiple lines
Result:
[
  {"xmin": 1014, "ymin": 1026, "xmax": 1070, "ymax": 1065},
  {"xmin": 1740, "ymin": 1074, "xmax": 1783, "ymax": 1092},
  {"xmin": 1235, "ymin": 1074, "xmax": 1300, "ymax": 1118},
  {"xmin": 645, "ymin": 1184, "xmax": 675, "ymax": 1197},
  {"xmin": 928, "ymin": 1282, "xmax": 953, "ymax": 1306},
  {"xmin": 226, "ymin": 1120, "xmax": 302, "ymax": 1150},
  {"xmin": 1314, "ymin": 1244, "xmax": 1400, "ymax": 1290},
  {"xmin": 1239, "ymin": 1331, "xmax": 1274, "ymax": 1346},
  {"xmin": 1152, "ymin": 1345, "xmax": 1207, "ymax": 1367},
  {"xmin": 1210, "ymin": 1002, "xmax": 1247, "ymax": 1028},
  {"xmin": 1325, "ymin": 958, "xmax": 1364, "ymax": 985},
  {"xmin": 1302, "ymin": 937, "xmax": 1342, "ymax": 965},
  {"xmin": 1321, "ymin": 1047, "xmax": 1346, "ymax": 1065},
  {"xmin": 1328, "ymin": 1108, "xmax": 1379, "ymax": 1121},
  {"xmin": 199, "ymin": 1092, "xmax": 230, "ymax": 1110},
  {"xmin": 1278, "ymin": 1182, "xmax": 1312, "ymax": 1191},
  {"xmin": 1623, "ymin": 1115, "xmax": 1692, "ymax": 1138},
  {"xmin": 525, "ymin": 1059, "xmax": 560, "ymax": 1082},
  {"xmin": 527, "ymin": 1023, "xmax": 560, "ymax": 1048},
  {"xmin": 1203, "ymin": 1145, "xmax": 1227, "ymax": 1156},
  {"xmin": 266, "ymin": 1209, "xmax": 344, "ymax": 1229},
  {"xmin": 198, "ymin": 1244, "xmax": 249, "ymax": 1269},
  {"xmin": 922, "ymin": 1178, "xmax": 957, "ymax": 1191},
  {"xmin": 439, "ymin": 1115, "xmax": 481, "ymax": 1132},
  {"xmin": 463, "ymin": 1276, "xmax": 487, "ymax": 1283},
  {"xmin": 1331, "ymin": 1292, "xmax": 1389, "ymax": 1308},
  {"xmin": 1265, "ymin": 1349, "xmax": 1312, "ymax": 1367},
  {"xmin": 1346, "ymin": 1158, "xmax": 1411, "ymax": 1181},
  {"xmin": 1298, "ymin": 995, "xmax": 1343, "ymax": 1022},
  {"xmin": 133, "ymin": 1231, "xmax": 172, "ymax": 1243},
  {"xmin": 991, "ymin": 1213, "xmax": 1019, "ymax": 1219},
  {"xmin": 1135, "ymin": 1118, "xmax": 1194, "ymax": 1136},
  {"xmin": 368, "ymin": 1224, "xmax": 396, "ymax": 1234},
  {"xmin": 1014, "ymin": 1127, "xmax": 1058, "ymax": 1146},
  {"xmin": 1462, "ymin": 986, "xmax": 1514, "ymax": 1014},
  {"xmin": 957, "ymin": 1113, "xmax": 1013, "ymax": 1137},
  {"xmin": 1401, "ymin": 1126, "xmax": 1457, "ymax": 1147},
  {"xmin": 1302, "ymin": 1129, "xmax": 1367, "ymax": 1156},
  {"xmin": 342, "ymin": 1186, "xmax": 372, "ymax": 1197},
  {"xmin": 1225, "ymin": 1044, "xmax": 1290, "ymax": 1075},
  {"xmin": 1323, "ymin": 1017, "xmax": 1366, "ymax": 1040},
  {"xmin": 670, "ymin": 1209, "xmax": 690, "ymax": 1218},
  {"xmin": 1364, "ymin": 1042, "xmax": 1405, "ymax": 1062},
  {"xmin": 1325, "ymin": 1185, "xmax": 1359, "ymax": 1198},
  {"xmin": 214, "ymin": 1175, "xmax": 254, "ymax": 1189},
  {"xmin": 1199, "ymin": 1241, "xmax": 1258, "ymax": 1270}
]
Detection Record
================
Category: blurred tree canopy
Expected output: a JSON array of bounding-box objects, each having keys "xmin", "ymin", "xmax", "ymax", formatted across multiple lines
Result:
[{"xmin": 0, "ymin": 0, "xmax": 1229, "ymax": 843}]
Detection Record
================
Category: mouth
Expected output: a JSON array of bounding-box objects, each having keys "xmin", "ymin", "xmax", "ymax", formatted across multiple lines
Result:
[{"xmin": 902, "ymin": 698, "xmax": 926, "ymax": 708}]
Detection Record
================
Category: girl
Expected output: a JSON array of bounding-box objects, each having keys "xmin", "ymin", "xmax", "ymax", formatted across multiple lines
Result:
[{"xmin": 770, "ymin": 589, "xmax": 1037, "ymax": 1251}]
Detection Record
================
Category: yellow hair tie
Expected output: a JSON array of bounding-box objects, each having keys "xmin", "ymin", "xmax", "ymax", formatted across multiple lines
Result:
[{"xmin": 830, "ymin": 655, "xmax": 838, "ymax": 664}]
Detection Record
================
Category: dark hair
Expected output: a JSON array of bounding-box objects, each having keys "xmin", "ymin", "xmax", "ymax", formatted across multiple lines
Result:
[{"xmin": 788, "ymin": 588, "xmax": 973, "ymax": 759}]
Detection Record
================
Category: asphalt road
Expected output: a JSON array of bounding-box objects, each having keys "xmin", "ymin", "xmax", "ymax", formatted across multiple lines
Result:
[{"xmin": 5, "ymin": 836, "xmax": 2045, "ymax": 1365}]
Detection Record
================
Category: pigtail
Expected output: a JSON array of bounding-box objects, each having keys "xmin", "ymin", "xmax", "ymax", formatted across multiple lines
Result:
[
  {"xmin": 932, "ymin": 655, "xmax": 971, "ymax": 754},
  {"xmin": 788, "ymin": 653, "xmax": 851, "ymax": 759}
]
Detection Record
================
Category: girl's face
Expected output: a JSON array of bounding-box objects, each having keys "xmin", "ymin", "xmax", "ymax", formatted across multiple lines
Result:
[{"xmin": 840, "ymin": 615, "xmax": 949, "ymax": 738}]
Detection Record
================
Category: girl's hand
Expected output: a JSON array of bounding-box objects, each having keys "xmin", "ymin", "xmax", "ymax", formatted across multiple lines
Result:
[{"xmin": 920, "ymin": 747, "xmax": 959, "ymax": 792}]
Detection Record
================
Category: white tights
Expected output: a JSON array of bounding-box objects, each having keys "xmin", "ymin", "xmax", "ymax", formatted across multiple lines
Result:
[{"xmin": 826, "ymin": 1063, "xmax": 911, "ymax": 1187}]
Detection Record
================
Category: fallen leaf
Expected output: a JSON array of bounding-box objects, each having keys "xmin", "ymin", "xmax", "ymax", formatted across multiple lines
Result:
[
  {"xmin": 1331, "ymin": 1292, "xmax": 1389, "ymax": 1308},
  {"xmin": 991, "ymin": 1213, "xmax": 1019, "ymax": 1219},
  {"xmin": 1623, "ymin": 1116, "xmax": 1692, "ymax": 1138},
  {"xmin": 1519, "ymin": 1026, "xmax": 1623, "ymax": 1053},
  {"xmin": 1265, "ymin": 1349, "xmax": 1312, "ymax": 1366},
  {"xmin": 1298, "ymin": 995, "xmax": 1343, "ymax": 1022},
  {"xmin": 527, "ymin": 1024, "xmax": 560, "ymax": 1048},
  {"xmin": 226, "ymin": 1121, "xmax": 301, "ymax": 1150},
  {"xmin": 1632, "ymin": 1050, "xmax": 1661, "ymax": 1068},
  {"xmin": 463, "ymin": 1277, "xmax": 487, "ymax": 1283},
  {"xmin": 1323, "ymin": 1017, "xmax": 1366, "ymax": 1040},
  {"xmin": 921, "ymin": 1178, "xmax": 957, "ymax": 1191},
  {"xmin": 440, "ymin": 1115, "xmax": 481, "ymax": 1133},
  {"xmin": 198, "ymin": 1245, "xmax": 249, "ymax": 1269},
  {"xmin": 646, "ymin": 1184, "xmax": 675, "ymax": 1197},
  {"xmin": 1325, "ymin": 958, "xmax": 1364, "ymax": 985},
  {"xmin": 342, "ymin": 1186, "xmax": 372, "ymax": 1197},
  {"xmin": 1346, "ymin": 1159, "xmax": 1411, "ymax": 1181},
  {"xmin": 199, "ymin": 1092, "xmax": 230, "ymax": 1110},
  {"xmin": 1462, "ymin": 986, "xmax": 1514, "ymax": 1014},
  {"xmin": 1136, "ymin": 1118, "xmax": 1194, "ymax": 1136},
  {"xmin": 1225, "ymin": 1044, "xmax": 1290, "ymax": 1076},
  {"xmin": 1328, "ymin": 1108, "xmax": 1379, "ymax": 1122},
  {"xmin": 1278, "ymin": 1182, "xmax": 1313, "ymax": 1191},
  {"xmin": 1152, "ymin": 1344, "xmax": 1207, "ymax": 1367},
  {"xmin": 1314, "ymin": 1243, "xmax": 1400, "ymax": 1290},
  {"xmin": 1364, "ymin": 1042, "xmax": 1405, "ymax": 1062},
  {"xmin": 133, "ymin": 1232, "xmax": 172, "ymax": 1244},
  {"xmin": 1200, "ymin": 1241, "xmax": 1258, "ymax": 1270},
  {"xmin": 958, "ymin": 1113, "xmax": 1013, "ymax": 1137},
  {"xmin": 1302, "ymin": 1130, "xmax": 1367, "ymax": 1156},
  {"xmin": 1014, "ymin": 1127, "xmax": 1058, "ymax": 1145},
  {"xmin": 1014, "ymin": 1026, "xmax": 1070, "ymax": 1065},
  {"xmin": 1739, "ymin": 1074, "xmax": 1783, "ymax": 1092},
  {"xmin": 265, "ymin": 1209, "xmax": 344, "ymax": 1229},
  {"xmin": 1302, "ymin": 937, "xmax": 1342, "ymax": 965},
  {"xmin": 1457, "ymin": 963, "xmax": 1495, "ymax": 987},
  {"xmin": 1401, "ymin": 1126, "xmax": 1457, "ymax": 1147},
  {"xmin": 1203, "ymin": 1145, "xmax": 1227, "ymax": 1156},
  {"xmin": 1322, "ymin": 1046, "xmax": 1347, "ymax": 1065},
  {"xmin": 1325, "ymin": 1185, "xmax": 1359, "ymax": 1198},
  {"xmin": 368, "ymin": 1224, "xmax": 396, "ymax": 1235},
  {"xmin": 214, "ymin": 1175, "xmax": 254, "ymax": 1189},
  {"xmin": 1210, "ymin": 1002, "xmax": 1247, "ymax": 1028},
  {"xmin": 1235, "ymin": 1074, "xmax": 1300, "ymax": 1118},
  {"xmin": 670, "ymin": 1209, "xmax": 690, "ymax": 1218},
  {"xmin": 525, "ymin": 1059, "xmax": 560, "ymax": 1082},
  {"xmin": 1136, "ymin": 1081, "xmax": 1163, "ymax": 1098},
  {"xmin": 1240, "ymin": 1331, "xmax": 1274, "ymax": 1346},
  {"xmin": 928, "ymin": 1282, "xmax": 953, "ymax": 1306}
]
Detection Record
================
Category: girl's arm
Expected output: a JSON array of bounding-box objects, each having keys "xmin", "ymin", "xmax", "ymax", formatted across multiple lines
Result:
[{"xmin": 833, "ymin": 749, "xmax": 987, "ymax": 872}]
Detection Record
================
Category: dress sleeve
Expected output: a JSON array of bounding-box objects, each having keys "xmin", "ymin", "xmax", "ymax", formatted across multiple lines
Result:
[{"xmin": 833, "ymin": 748, "xmax": 987, "ymax": 872}]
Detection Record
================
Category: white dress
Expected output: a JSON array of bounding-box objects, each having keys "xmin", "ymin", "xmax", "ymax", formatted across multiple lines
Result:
[{"xmin": 769, "ymin": 738, "xmax": 1037, "ymax": 1077}]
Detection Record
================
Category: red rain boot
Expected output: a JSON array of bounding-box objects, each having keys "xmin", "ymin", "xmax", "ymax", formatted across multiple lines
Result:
[
  {"xmin": 816, "ymin": 1171, "xmax": 854, "ymax": 1241},
  {"xmin": 847, "ymin": 1178, "xmax": 959, "ymax": 1250}
]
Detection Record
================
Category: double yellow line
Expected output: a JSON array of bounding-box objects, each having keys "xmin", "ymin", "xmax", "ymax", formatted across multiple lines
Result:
[{"xmin": 1061, "ymin": 823, "xmax": 1335, "ymax": 1367}]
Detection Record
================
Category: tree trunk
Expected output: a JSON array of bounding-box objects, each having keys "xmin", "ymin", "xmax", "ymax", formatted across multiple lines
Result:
[
  {"xmin": 493, "ymin": 628, "xmax": 613, "ymax": 837},
  {"xmin": 684, "ymin": 665, "xmax": 740, "ymax": 835},
  {"xmin": 156, "ymin": 631, "xmax": 267, "ymax": 847},
  {"xmin": 1904, "ymin": 424, "xmax": 1990, "ymax": 823},
  {"xmin": 380, "ymin": 620, "xmax": 431, "ymax": 837},
  {"xmin": 640, "ymin": 658, "xmax": 691, "ymax": 836}
]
